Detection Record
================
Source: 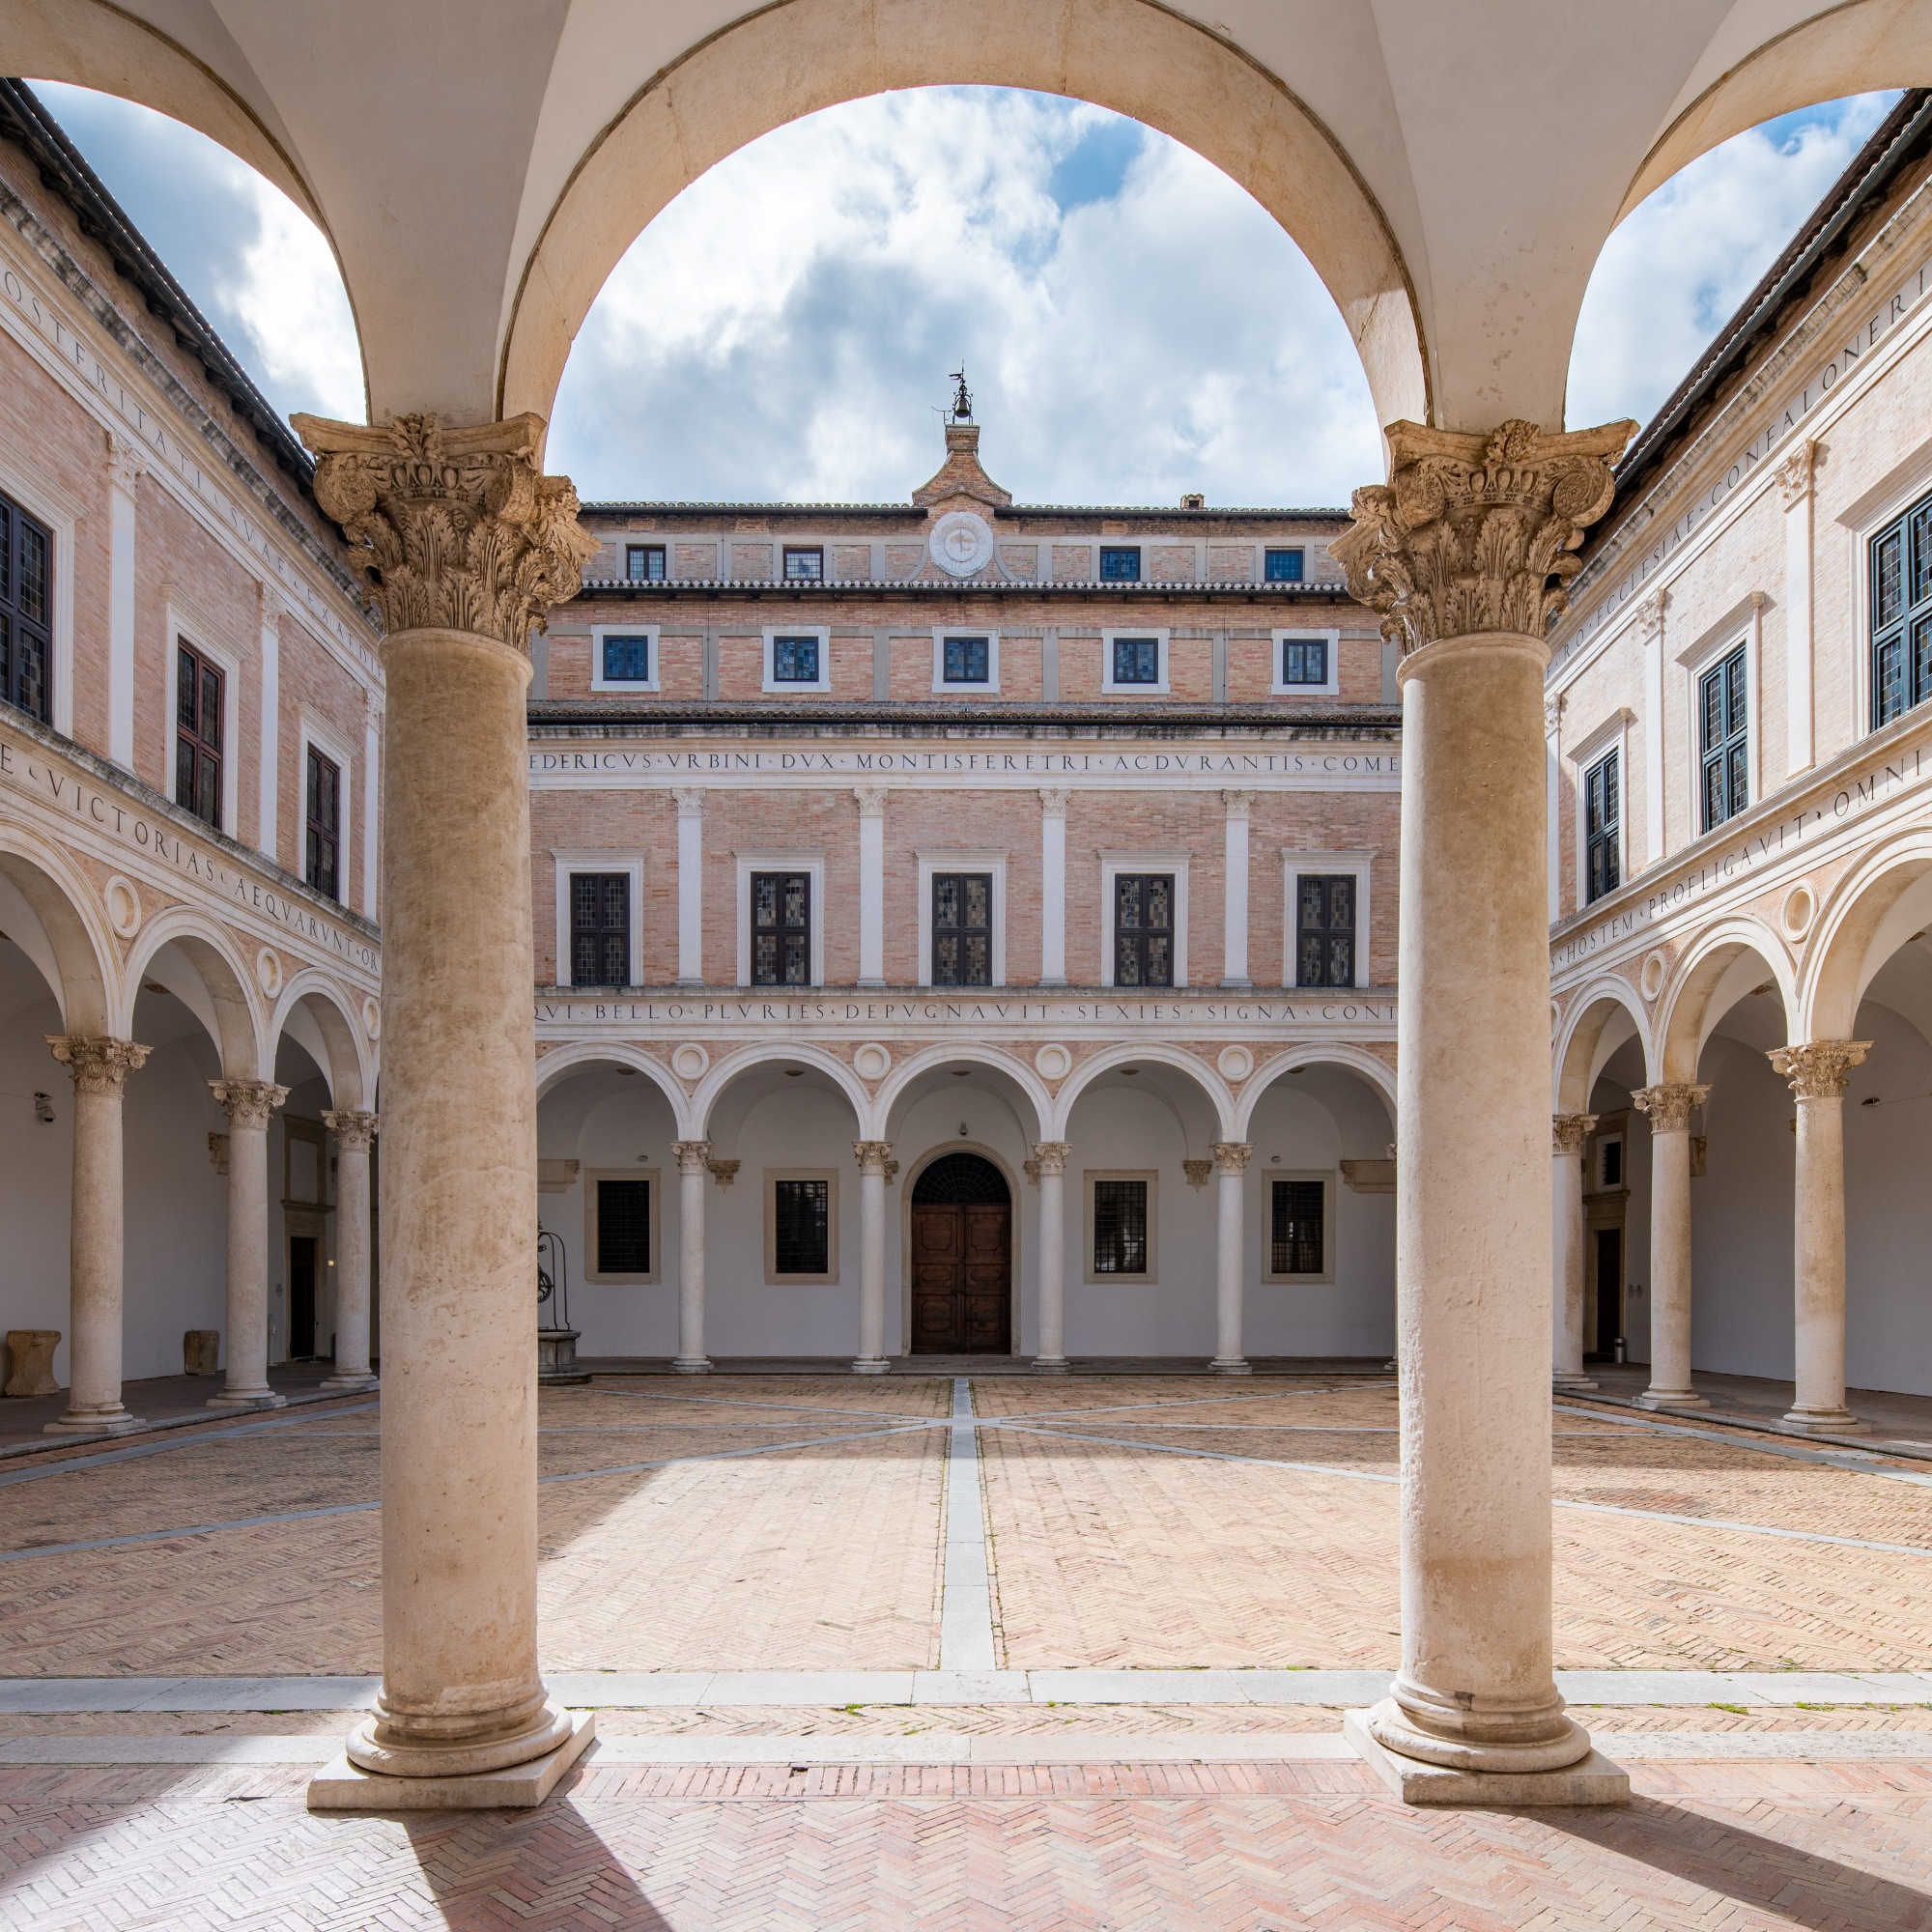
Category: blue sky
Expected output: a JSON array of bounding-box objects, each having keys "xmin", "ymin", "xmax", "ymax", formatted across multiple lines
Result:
[{"xmin": 27, "ymin": 80, "xmax": 1903, "ymax": 508}]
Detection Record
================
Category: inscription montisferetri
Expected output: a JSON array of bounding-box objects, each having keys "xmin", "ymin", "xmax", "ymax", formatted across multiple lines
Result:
[
  {"xmin": 529, "ymin": 748, "xmax": 1400, "ymax": 782},
  {"xmin": 536, "ymin": 996, "xmax": 1396, "ymax": 1028}
]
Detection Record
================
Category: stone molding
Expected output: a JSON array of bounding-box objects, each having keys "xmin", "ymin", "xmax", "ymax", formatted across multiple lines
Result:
[
  {"xmin": 1037, "ymin": 788, "xmax": 1070, "ymax": 814},
  {"xmin": 1768, "ymin": 1039, "xmax": 1871, "ymax": 1099},
  {"xmin": 45, "ymin": 1035, "xmax": 149, "ymax": 1094},
  {"xmin": 208, "ymin": 1078, "xmax": 291, "ymax": 1130},
  {"xmin": 1182, "ymin": 1158, "xmax": 1212, "ymax": 1189},
  {"xmin": 853, "ymin": 786, "xmax": 889, "ymax": 818},
  {"xmin": 1551, "ymin": 1112, "xmax": 1598, "ymax": 1157},
  {"xmin": 1776, "ymin": 439, "xmax": 1818, "ymax": 509},
  {"xmin": 1333, "ymin": 417, "xmax": 1634, "ymax": 653},
  {"xmin": 1209, "ymin": 1140, "xmax": 1253, "ymax": 1175},
  {"xmin": 1634, "ymin": 590, "xmax": 1666, "ymax": 645},
  {"xmin": 853, "ymin": 1140, "xmax": 895, "ymax": 1175},
  {"xmin": 292, "ymin": 412, "xmax": 596, "ymax": 652},
  {"xmin": 323, "ymin": 1108, "xmax": 379, "ymax": 1150},
  {"xmin": 705, "ymin": 1157, "xmax": 740, "ymax": 1188},
  {"xmin": 105, "ymin": 431, "xmax": 144, "ymax": 497},
  {"xmin": 1632, "ymin": 1083, "xmax": 1709, "ymax": 1134},
  {"xmin": 1031, "ymin": 1140, "xmax": 1071, "ymax": 1177},
  {"xmin": 672, "ymin": 1139, "xmax": 712, "ymax": 1174},
  {"xmin": 1220, "ymin": 789, "xmax": 1255, "ymax": 819},
  {"xmin": 672, "ymin": 787, "xmax": 704, "ymax": 819}
]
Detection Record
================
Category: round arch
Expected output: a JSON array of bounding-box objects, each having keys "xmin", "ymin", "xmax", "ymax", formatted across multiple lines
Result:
[
  {"xmin": 1654, "ymin": 918, "xmax": 1795, "ymax": 1082},
  {"xmin": 270, "ymin": 971, "xmax": 374, "ymax": 1110},
  {"xmin": 1051, "ymin": 1039, "xmax": 1235, "ymax": 1140},
  {"xmin": 534, "ymin": 1039, "xmax": 694, "ymax": 1133},
  {"xmin": 1553, "ymin": 980, "xmax": 1655, "ymax": 1113},
  {"xmin": 1800, "ymin": 827, "xmax": 1932, "ymax": 1039},
  {"xmin": 120, "ymin": 910, "xmax": 266, "ymax": 1079},
  {"xmin": 1233, "ymin": 1042, "xmax": 1396, "ymax": 1140},
  {"xmin": 874, "ymin": 1042, "xmax": 1052, "ymax": 1145},
  {"xmin": 691, "ymin": 1039, "xmax": 873, "ymax": 1140},
  {"xmin": 498, "ymin": 0, "xmax": 1427, "ymax": 435},
  {"xmin": 0, "ymin": 825, "xmax": 115, "ymax": 1034}
]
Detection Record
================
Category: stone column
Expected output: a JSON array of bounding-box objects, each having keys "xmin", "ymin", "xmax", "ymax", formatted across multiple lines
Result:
[
  {"xmin": 852, "ymin": 1141, "xmax": 893, "ymax": 1373},
  {"xmin": 1038, "ymin": 790, "xmax": 1068, "ymax": 986},
  {"xmin": 295, "ymin": 410, "xmax": 597, "ymax": 1794},
  {"xmin": 671, "ymin": 1140, "xmax": 712, "ymax": 1373},
  {"xmin": 321, "ymin": 1109, "xmax": 379, "ymax": 1391},
  {"xmin": 856, "ymin": 787, "xmax": 886, "ymax": 987},
  {"xmin": 1333, "ymin": 414, "xmax": 1634, "ymax": 1800},
  {"xmin": 673, "ymin": 789, "xmax": 704, "ymax": 986},
  {"xmin": 1032, "ymin": 1141, "xmax": 1071, "ymax": 1371},
  {"xmin": 1550, "ymin": 1114, "xmax": 1598, "ymax": 1392},
  {"xmin": 1220, "ymin": 791, "xmax": 1253, "ymax": 988},
  {"xmin": 1631, "ymin": 1083, "xmax": 1709, "ymax": 1409},
  {"xmin": 43, "ymin": 1036, "xmax": 150, "ymax": 1435},
  {"xmin": 1208, "ymin": 1140, "xmax": 1252, "ymax": 1373},
  {"xmin": 206, "ymin": 1078, "xmax": 290, "ymax": 1410},
  {"xmin": 1770, "ymin": 1040, "xmax": 1871, "ymax": 1431}
]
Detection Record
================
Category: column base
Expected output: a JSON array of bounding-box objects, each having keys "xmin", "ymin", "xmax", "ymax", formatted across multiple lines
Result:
[
  {"xmin": 1344, "ymin": 1710, "xmax": 1628, "ymax": 1807},
  {"xmin": 1782, "ymin": 1406, "xmax": 1867, "ymax": 1434},
  {"xmin": 43, "ymin": 1409, "xmax": 144, "ymax": 1436},
  {"xmin": 206, "ymin": 1390, "xmax": 286, "ymax": 1411},
  {"xmin": 308, "ymin": 1710, "xmax": 595, "ymax": 1812},
  {"xmin": 1208, "ymin": 1356, "xmax": 1252, "ymax": 1376},
  {"xmin": 1030, "ymin": 1355, "xmax": 1070, "ymax": 1375},
  {"xmin": 671, "ymin": 1356, "xmax": 712, "ymax": 1376},
  {"xmin": 1551, "ymin": 1372, "xmax": 1599, "ymax": 1393},
  {"xmin": 320, "ymin": 1372, "xmax": 380, "ymax": 1393},
  {"xmin": 1634, "ymin": 1388, "xmax": 1707, "ymax": 1410},
  {"xmin": 849, "ymin": 1355, "xmax": 891, "ymax": 1376}
]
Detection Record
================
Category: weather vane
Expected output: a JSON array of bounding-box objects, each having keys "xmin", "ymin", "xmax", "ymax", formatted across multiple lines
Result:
[{"xmin": 949, "ymin": 367, "xmax": 974, "ymax": 423}]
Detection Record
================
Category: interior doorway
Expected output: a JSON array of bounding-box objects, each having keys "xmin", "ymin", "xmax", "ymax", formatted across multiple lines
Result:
[
  {"xmin": 1590, "ymin": 1226, "xmax": 1622, "ymax": 1362},
  {"xmin": 909, "ymin": 1152, "xmax": 1011, "ymax": 1353},
  {"xmin": 289, "ymin": 1236, "xmax": 318, "ymax": 1360}
]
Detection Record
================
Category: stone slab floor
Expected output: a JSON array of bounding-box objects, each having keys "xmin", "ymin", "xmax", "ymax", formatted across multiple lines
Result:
[{"xmin": 1, "ymin": 1375, "xmax": 1931, "ymax": 1926}]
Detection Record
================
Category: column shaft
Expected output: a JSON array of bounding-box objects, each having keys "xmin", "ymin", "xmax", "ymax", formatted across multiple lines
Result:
[
  {"xmin": 1208, "ymin": 1141, "xmax": 1251, "ymax": 1372},
  {"xmin": 1551, "ymin": 1115, "xmax": 1596, "ymax": 1392},
  {"xmin": 673, "ymin": 1141, "xmax": 711, "ymax": 1373},
  {"xmin": 1033, "ymin": 1142, "xmax": 1069, "ymax": 1371},
  {"xmin": 322, "ymin": 1110, "xmax": 378, "ymax": 1390},
  {"xmin": 852, "ymin": 1141, "xmax": 891, "ymax": 1373},
  {"xmin": 1633, "ymin": 1085, "xmax": 1707, "ymax": 1409},
  {"xmin": 207, "ymin": 1079, "xmax": 289, "ymax": 1410}
]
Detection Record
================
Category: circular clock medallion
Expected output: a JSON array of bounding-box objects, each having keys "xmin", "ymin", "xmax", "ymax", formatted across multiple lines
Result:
[{"xmin": 928, "ymin": 510, "xmax": 994, "ymax": 578}]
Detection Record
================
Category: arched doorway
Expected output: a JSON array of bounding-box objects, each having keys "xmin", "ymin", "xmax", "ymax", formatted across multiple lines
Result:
[{"xmin": 909, "ymin": 1152, "xmax": 1010, "ymax": 1354}]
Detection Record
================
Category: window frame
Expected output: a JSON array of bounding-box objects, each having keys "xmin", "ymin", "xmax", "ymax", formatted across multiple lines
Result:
[
  {"xmin": 929, "ymin": 626, "xmax": 1001, "ymax": 693},
  {"xmin": 1098, "ymin": 545, "xmax": 1142, "ymax": 582},
  {"xmin": 927, "ymin": 867, "xmax": 996, "ymax": 988},
  {"xmin": 590, "ymin": 623, "xmax": 663, "ymax": 693},
  {"xmin": 303, "ymin": 743, "xmax": 343, "ymax": 902},
  {"xmin": 1263, "ymin": 547, "xmax": 1306, "ymax": 584},
  {"xmin": 551, "ymin": 851, "xmax": 643, "ymax": 988},
  {"xmin": 764, "ymin": 1167, "xmax": 839, "ymax": 1284},
  {"xmin": 173, "ymin": 633, "xmax": 234, "ymax": 833},
  {"xmin": 1867, "ymin": 486, "xmax": 1932, "ymax": 730},
  {"xmin": 735, "ymin": 852, "xmax": 825, "ymax": 987},
  {"xmin": 0, "ymin": 454, "xmax": 78, "ymax": 737},
  {"xmin": 1582, "ymin": 747, "xmax": 1623, "ymax": 907},
  {"xmin": 1084, "ymin": 1169, "xmax": 1158, "ymax": 1283},
  {"xmin": 297, "ymin": 711, "xmax": 356, "ymax": 904},
  {"xmin": 782, "ymin": 545, "xmax": 826, "ymax": 582},
  {"xmin": 584, "ymin": 1167, "xmax": 661, "ymax": 1283},
  {"xmin": 1291, "ymin": 873, "xmax": 1358, "ymax": 989},
  {"xmin": 624, "ymin": 543, "xmax": 667, "ymax": 582},
  {"xmin": 1271, "ymin": 627, "xmax": 1341, "ymax": 696},
  {"xmin": 0, "ymin": 490, "xmax": 54, "ymax": 725},
  {"xmin": 1696, "ymin": 639, "xmax": 1750, "ymax": 833},
  {"xmin": 1262, "ymin": 1170, "xmax": 1336, "ymax": 1284},
  {"xmin": 1280, "ymin": 850, "xmax": 1371, "ymax": 991},
  {"xmin": 916, "ymin": 852, "xmax": 1006, "ymax": 988},
  {"xmin": 762, "ymin": 625, "xmax": 833, "ymax": 694},
  {"xmin": 1098, "ymin": 851, "xmax": 1188, "ymax": 988},
  {"xmin": 1100, "ymin": 627, "xmax": 1170, "ymax": 696},
  {"xmin": 1566, "ymin": 710, "xmax": 1633, "ymax": 912}
]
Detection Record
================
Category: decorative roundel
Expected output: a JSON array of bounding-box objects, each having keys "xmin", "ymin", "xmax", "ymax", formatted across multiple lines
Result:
[
  {"xmin": 1640, "ymin": 951, "xmax": 1667, "ymax": 1002},
  {"xmin": 103, "ymin": 875, "xmax": 142, "ymax": 940},
  {"xmin": 853, "ymin": 1041, "xmax": 893, "ymax": 1082},
  {"xmin": 362, "ymin": 996, "xmax": 382, "ymax": 1039},
  {"xmin": 671, "ymin": 1042, "xmax": 710, "ymax": 1082},
  {"xmin": 1034, "ymin": 1042, "xmax": 1072, "ymax": 1081},
  {"xmin": 1217, "ymin": 1044, "xmax": 1254, "ymax": 1083},
  {"xmin": 255, "ymin": 947, "xmax": 284, "ymax": 998},
  {"xmin": 1781, "ymin": 881, "xmax": 1817, "ymax": 943},
  {"xmin": 928, "ymin": 510, "xmax": 994, "ymax": 579}
]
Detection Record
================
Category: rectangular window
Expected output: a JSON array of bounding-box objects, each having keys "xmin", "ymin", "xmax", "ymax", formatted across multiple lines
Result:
[
  {"xmin": 1099, "ymin": 546, "xmax": 1141, "ymax": 582},
  {"xmin": 1111, "ymin": 636, "xmax": 1161, "ymax": 685},
  {"xmin": 782, "ymin": 546, "xmax": 824, "ymax": 582},
  {"xmin": 596, "ymin": 1178, "xmax": 652, "ymax": 1275},
  {"xmin": 625, "ymin": 544, "xmax": 666, "ymax": 582},
  {"xmin": 942, "ymin": 635, "xmax": 990, "ymax": 684},
  {"xmin": 305, "ymin": 747, "xmax": 341, "ymax": 901},
  {"xmin": 1295, "ymin": 874, "xmax": 1355, "ymax": 988},
  {"xmin": 773, "ymin": 1178, "xmax": 830, "ymax": 1274},
  {"xmin": 175, "ymin": 642, "xmax": 223, "ymax": 830},
  {"xmin": 570, "ymin": 871, "xmax": 631, "ymax": 986},
  {"xmin": 1115, "ymin": 872, "xmax": 1175, "ymax": 987},
  {"xmin": 1584, "ymin": 749, "xmax": 1620, "ymax": 905},
  {"xmin": 0, "ymin": 494, "xmax": 51, "ymax": 723},
  {"xmin": 771, "ymin": 634, "xmax": 821, "ymax": 683},
  {"xmin": 1270, "ymin": 1179, "xmax": 1324, "ymax": 1275},
  {"xmin": 931, "ymin": 872, "xmax": 992, "ymax": 986},
  {"xmin": 1699, "ymin": 642, "xmax": 1748, "ymax": 831},
  {"xmin": 601, "ymin": 633, "xmax": 652, "ymax": 683},
  {"xmin": 1092, "ymin": 1179, "xmax": 1149, "ymax": 1274},
  {"xmin": 1279, "ymin": 636, "xmax": 1328, "ymax": 686},
  {"xmin": 1264, "ymin": 547, "xmax": 1305, "ymax": 582},
  {"xmin": 752, "ymin": 870, "xmax": 811, "ymax": 985},
  {"xmin": 1600, "ymin": 1137, "xmax": 1624, "ymax": 1189},
  {"xmin": 1871, "ymin": 490, "xmax": 1932, "ymax": 727}
]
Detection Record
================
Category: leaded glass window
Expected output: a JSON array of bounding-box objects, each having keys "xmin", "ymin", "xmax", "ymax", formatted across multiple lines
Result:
[
  {"xmin": 1114, "ymin": 873, "xmax": 1174, "ymax": 987},
  {"xmin": 942, "ymin": 635, "xmax": 990, "ymax": 684},
  {"xmin": 1099, "ymin": 546, "xmax": 1141, "ymax": 582},
  {"xmin": 1585, "ymin": 749, "xmax": 1620, "ymax": 906},
  {"xmin": 602, "ymin": 634, "xmax": 651, "ymax": 682},
  {"xmin": 752, "ymin": 870, "xmax": 810, "ymax": 985},
  {"xmin": 1871, "ymin": 491, "xmax": 1932, "ymax": 726},
  {"xmin": 782, "ymin": 547, "xmax": 823, "ymax": 582},
  {"xmin": 625, "ymin": 544, "xmax": 665, "ymax": 582},
  {"xmin": 1280, "ymin": 637, "xmax": 1327, "ymax": 686},
  {"xmin": 1264, "ymin": 548, "xmax": 1304, "ymax": 582},
  {"xmin": 1699, "ymin": 643, "xmax": 1748, "ymax": 832},
  {"xmin": 932, "ymin": 872, "xmax": 992, "ymax": 986},
  {"xmin": 570, "ymin": 872, "xmax": 630, "ymax": 985},
  {"xmin": 1295, "ymin": 875, "xmax": 1355, "ymax": 988},
  {"xmin": 0, "ymin": 495, "xmax": 51, "ymax": 723},
  {"xmin": 771, "ymin": 635, "xmax": 821, "ymax": 683},
  {"xmin": 1111, "ymin": 636, "xmax": 1161, "ymax": 685}
]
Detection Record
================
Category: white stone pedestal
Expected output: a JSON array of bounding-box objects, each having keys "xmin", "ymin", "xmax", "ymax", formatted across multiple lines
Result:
[
  {"xmin": 308, "ymin": 1710, "xmax": 596, "ymax": 1811},
  {"xmin": 1344, "ymin": 1710, "xmax": 1629, "ymax": 1806}
]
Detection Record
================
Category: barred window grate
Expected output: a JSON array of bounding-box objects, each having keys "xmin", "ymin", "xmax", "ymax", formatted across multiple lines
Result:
[
  {"xmin": 1093, "ymin": 1179, "xmax": 1149, "ymax": 1274},
  {"xmin": 597, "ymin": 1179, "xmax": 651, "ymax": 1275},
  {"xmin": 774, "ymin": 1179, "xmax": 830, "ymax": 1274},
  {"xmin": 1270, "ymin": 1179, "xmax": 1323, "ymax": 1275}
]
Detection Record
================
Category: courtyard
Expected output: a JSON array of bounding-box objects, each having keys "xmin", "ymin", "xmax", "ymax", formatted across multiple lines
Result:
[{"xmin": 0, "ymin": 1373, "xmax": 1929, "ymax": 1928}]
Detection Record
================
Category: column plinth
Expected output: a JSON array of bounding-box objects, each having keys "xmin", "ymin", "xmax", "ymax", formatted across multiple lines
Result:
[
  {"xmin": 852, "ymin": 1141, "xmax": 893, "ymax": 1373},
  {"xmin": 1208, "ymin": 1140, "xmax": 1252, "ymax": 1373},
  {"xmin": 672, "ymin": 1141, "xmax": 713, "ymax": 1372},
  {"xmin": 1551, "ymin": 1114, "xmax": 1598, "ymax": 1392},
  {"xmin": 1031, "ymin": 1141, "xmax": 1070, "ymax": 1371},
  {"xmin": 1632, "ymin": 1084, "xmax": 1709, "ymax": 1409},
  {"xmin": 206, "ymin": 1078, "xmax": 290, "ymax": 1410},
  {"xmin": 322, "ymin": 1109, "xmax": 379, "ymax": 1391}
]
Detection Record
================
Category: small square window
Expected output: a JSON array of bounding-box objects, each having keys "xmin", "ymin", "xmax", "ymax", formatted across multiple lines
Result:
[
  {"xmin": 943, "ymin": 635, "xmax": 990, "ymax": 683},
  {"xmin": 1099, "ymin": 546, "xmax": 1141, "ymax": 582},
  {"xmin": 772, "ymin": 635, "xmax": 821, "ymax": 683},
  {"xmin": 1111, "ymin": 636, "xmax": 1161, "ymax": 685},
  {"xmin": 783, "ymin": 547, "xmax": 824, "ymax": 582},
  {"xmin": 1264, "ymin": 548, "xmax": 1305, "ymax": 582},
  {"xmin": 1280, "ymin": 637, "xmax": 1327, "ymax": 685},
  {"xmin": 625, "ymin": 544, "xmax": 665, "ymax": 582},
  {"xmin": 601, "ymin": 634, "xmax": 652, "ymax": 683}
]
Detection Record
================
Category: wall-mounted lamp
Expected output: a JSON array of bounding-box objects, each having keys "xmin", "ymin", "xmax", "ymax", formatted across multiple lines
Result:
[{"xmin": 33, "ymin": 1093, "xmax": 53, "ymax": 1125}]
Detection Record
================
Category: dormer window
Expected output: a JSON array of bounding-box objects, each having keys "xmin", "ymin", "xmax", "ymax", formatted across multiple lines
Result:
[
  {"xmin": 1099, "ymin": 546, "xmax": 1141, "ymax": 582},
  {"xmin": 783, "ymin": 546, "xmax": 824, "ymax": 582}
]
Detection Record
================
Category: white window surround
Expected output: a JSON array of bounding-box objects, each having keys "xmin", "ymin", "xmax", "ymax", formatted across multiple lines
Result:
[
  {"xmin": 735, "ymin": 851, "xmax": 826, "ymax": 988},
  {"xmin": 0, "ymin": 431, "xmax": 80, "ymax": 738},
  {"xmin": 552, "ymin": 849, "xmax": 644, "ymax": 988},
  {"xmin": 762, "ymin": 624, "xmax": 832, "ymax": 694},
  {"xmin": 764, "ymin": 1168, "xmax": 840, "ymax": 1285},
  {"xmin": 167, "ymin": 601, "xmax": 242, "ymax": 841},
  {"xmin": 930, "ymin": 626, "xmax": 1001, "ymax": 694},
  {"xmin": 1100, "ymin": 626, "xmax": 1170, "ymax": 696},
  {"xmin": 1262, "ymin": 1169, "xmax": 1337, "ymax": 1285},
  {"xmin": 1084, "ymin": 1169, "xmax": 1159, "ymax": 1284},
  {"xmin": 583, "ymin": 1168, "xmax": 661, "ymax": 1283},
  {"xmin": 1271, "ymin": 627, "xmax": 1341, "ymax": 696},
  {"xmin": 916, "ymin": 851, "xmax": 1008, "ymax": 988},
  {"xmin": 1567, "ymin": 709, "xmax": 1634, "ymax": 910},
  {"xmin": 1281, "ymin": 848, "xmax": 1372, "ymax": 991},
  {"xmin": 1676, "ymin": 597, "xmax": 1762, "ymax": 828},
  {"xmin": 1840, "ymin": 443, "xmax": 1932, "ymax": 743},
  {"xmin": 1098, "ymin": 850, "xmax": 1190, "ymax": 989},
  {"xmin": 590, "ymin": 622, "xmax": 662, "ymax": 694},
  {"xmin": 297, "ymin": 707, "xmax": 356, "ymax": 905}
]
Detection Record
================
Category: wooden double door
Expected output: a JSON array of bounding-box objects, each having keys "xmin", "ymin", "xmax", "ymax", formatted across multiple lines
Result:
[{"xmin": 910, "ymin": 1202, "xmax": 1011, "ymax": 1353}]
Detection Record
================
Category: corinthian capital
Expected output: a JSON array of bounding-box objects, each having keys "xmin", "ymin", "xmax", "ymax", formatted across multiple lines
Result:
[
  {"xmin": 1209, "ymin": 1140, "xmax": 1253, "ymax": 1175},
  {"xmin": 1031, "ymin": 1139, "xmax": 1071, "ymax": 1177},
  {"xmin": 853, "ymin": 1140, "xmax": 895, "ymax": 1175},
  {"xmin": 46, "ymin": 1035, "xmax": 150, "ymax": 1094},
  {"xmin": 1332, "ymin": 417, "xmax": 1636, "ymax": 654},
  {"xmin": 292, "ymin": 412, "xmax": 598, "ymax": 652},
  {"xmin": 323, "ymin": 1108, "xmax": 379, "ymax": 1151},
  {"xmin": 672, "ymin": 1139, "xmax": 713, "ymax": 1175},
  {"xmin": 1769, "ymin": 1039, "xmax": 1871, "ymax": 1099},
  {"xmin": 1633, "ymin": 1082, "xmax": 1709, "ymax": 1134},
  {"xmin": 1551, "ymin": 1112, "xmax": 1598, "ymax": 1157},
  {"xmin": 209, "ymin": 1078, "xmax": 290, "ymax": 1130}
]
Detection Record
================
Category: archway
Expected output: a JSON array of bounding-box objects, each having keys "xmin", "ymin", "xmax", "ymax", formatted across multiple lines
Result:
[{"xmin": 907, "ymin": 1151, "xmax": 1012, "ymax": 1355}]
